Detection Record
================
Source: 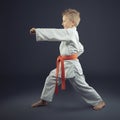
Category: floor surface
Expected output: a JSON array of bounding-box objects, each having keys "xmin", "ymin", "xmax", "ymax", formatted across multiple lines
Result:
[{"xmin": 0, "ymin": 75, "xmax": 120, "ymax": 120}]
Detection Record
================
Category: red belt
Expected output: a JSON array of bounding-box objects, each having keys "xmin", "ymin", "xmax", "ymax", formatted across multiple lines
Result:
[{"xmin": 55, "ymin": 53, "xmax": 78, "ymax": 94}]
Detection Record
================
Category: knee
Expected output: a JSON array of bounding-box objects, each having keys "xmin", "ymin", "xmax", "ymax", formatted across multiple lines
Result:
[{"xmin": 45, "ymin": 75, "xmax": 56, "ymax": 86}]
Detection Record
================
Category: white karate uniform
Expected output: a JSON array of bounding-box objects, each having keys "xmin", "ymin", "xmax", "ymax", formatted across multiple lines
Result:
[{"xmin": 35, "ymin": 27, "xmax": 103, "ymax": 106}]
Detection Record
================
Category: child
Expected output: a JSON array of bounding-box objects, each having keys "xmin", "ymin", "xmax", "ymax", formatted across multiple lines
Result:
[{"xmin": 30, "ymin": 8, "xmax": 105, "ymax": 110}]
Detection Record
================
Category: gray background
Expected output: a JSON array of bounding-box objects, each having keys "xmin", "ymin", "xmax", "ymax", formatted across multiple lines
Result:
[
  {"xmin": 0, "ymin": 0, "xmax": 120, "ymax": 120},
  {"xmin": 1, "ymin": 0, "xmax": 120, "ymax": 76}
]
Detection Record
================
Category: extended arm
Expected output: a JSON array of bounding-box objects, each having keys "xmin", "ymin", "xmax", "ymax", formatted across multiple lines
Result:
[{"xmin": 30, "ymin": 27, "xmax": 76, "ymax": 42}]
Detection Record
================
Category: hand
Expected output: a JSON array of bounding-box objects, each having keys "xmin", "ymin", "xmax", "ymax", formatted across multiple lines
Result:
[{"xmin": 30, "ymin": 28, "xmax": 36, "ymax": 35}]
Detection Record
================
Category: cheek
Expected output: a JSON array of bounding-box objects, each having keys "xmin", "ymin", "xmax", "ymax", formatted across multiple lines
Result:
[
  {"xmin": 67, "ymin": 23, "xmax": 72, "ymax": 27},
  {"xmin": 65, "ymin": 22, "xmax": 69, "ymax": 26}
]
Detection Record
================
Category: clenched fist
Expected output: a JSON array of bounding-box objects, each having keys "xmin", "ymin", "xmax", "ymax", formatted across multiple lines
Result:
[{"xmin": 30, "ymin": 28, "xmax": 36, "ymax": 35}]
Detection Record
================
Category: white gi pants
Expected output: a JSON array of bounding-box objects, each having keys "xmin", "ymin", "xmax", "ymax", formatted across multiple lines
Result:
[{"xmin": 40, "ymin": 59, "xmax": 103, "ymax": 106}]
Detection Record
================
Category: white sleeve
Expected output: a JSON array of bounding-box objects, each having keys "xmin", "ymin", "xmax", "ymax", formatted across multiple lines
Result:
[{"xmin": 35, "ymin": 28, "xmax": 75, "ymax": 42}]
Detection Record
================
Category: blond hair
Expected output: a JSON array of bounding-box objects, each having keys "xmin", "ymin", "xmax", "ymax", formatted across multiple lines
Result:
[{"xmin": 62, "ymin": 8, "xmax": 80, "ymax": 27}]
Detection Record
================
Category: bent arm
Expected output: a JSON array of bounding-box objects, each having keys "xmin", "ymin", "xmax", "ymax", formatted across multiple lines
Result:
[{"xmin": 35, "ymin": 28, "xmax": 76, "ymax": 42}]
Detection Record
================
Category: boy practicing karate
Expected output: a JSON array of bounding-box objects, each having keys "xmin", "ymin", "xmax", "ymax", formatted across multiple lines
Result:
[{"xmin": 30, "ymin": 8, "xmax": 105, "ymax": 110}]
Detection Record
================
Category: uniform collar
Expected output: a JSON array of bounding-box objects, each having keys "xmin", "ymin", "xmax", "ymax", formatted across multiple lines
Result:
[{"xmin": 71, "ymin": 27, "xmax": 77, "ymax": 30}]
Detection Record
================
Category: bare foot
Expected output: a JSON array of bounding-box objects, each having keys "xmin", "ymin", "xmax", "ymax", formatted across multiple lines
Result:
[
  {"xmin": 32, "ymin": 100, "xmax": 48, "ymax": 108},
  {"xmin": 93, "ymin": 101, "xmax": 106, "ymax": 111}
]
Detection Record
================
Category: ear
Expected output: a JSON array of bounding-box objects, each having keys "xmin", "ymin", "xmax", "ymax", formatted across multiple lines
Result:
[{"xmin": 72, "ymin": 20, "xmax": 75, "ymax": 26}]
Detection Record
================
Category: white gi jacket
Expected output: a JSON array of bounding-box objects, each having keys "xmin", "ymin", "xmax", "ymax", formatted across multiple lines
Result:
[{"xmin": 35, "ymin": 27, "xmax": 84, "ymax": 78}]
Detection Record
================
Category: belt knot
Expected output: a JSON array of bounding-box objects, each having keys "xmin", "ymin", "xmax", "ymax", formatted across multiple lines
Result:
[{"xmin": 55, "ymin": 53, "xmax": 78, "ymax": 94}]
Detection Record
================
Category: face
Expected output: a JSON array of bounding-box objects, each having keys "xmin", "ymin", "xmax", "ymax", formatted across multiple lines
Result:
[{"xmin": 62, "ymin": 15, "xmax": 75, "ymax": 29}]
